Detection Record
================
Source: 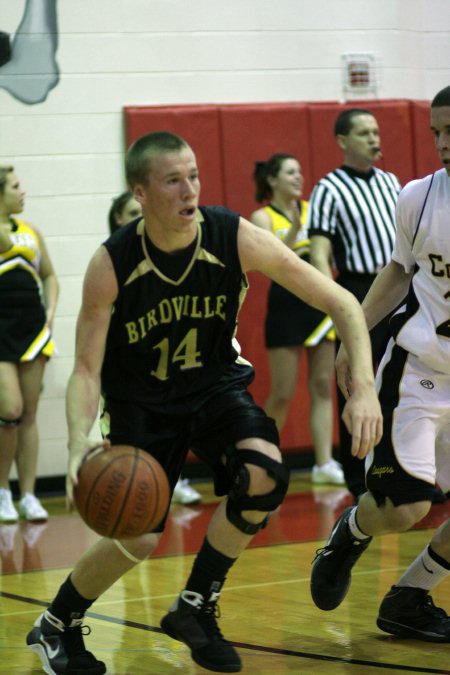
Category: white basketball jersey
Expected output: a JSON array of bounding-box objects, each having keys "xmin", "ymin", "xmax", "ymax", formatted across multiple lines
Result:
[{"xmin": 391, "ymin": 169, "xmax": 450, "ymax": 375}]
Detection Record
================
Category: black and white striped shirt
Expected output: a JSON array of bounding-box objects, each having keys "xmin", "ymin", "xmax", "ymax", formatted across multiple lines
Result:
[{"xmin": 307, "ymin": 166, "xmax": 401, "ymax": 274}]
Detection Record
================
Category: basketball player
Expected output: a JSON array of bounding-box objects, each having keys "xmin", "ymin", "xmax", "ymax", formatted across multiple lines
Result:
[
  {"xmin": 27, "ymin": 131, "xmax": 381, "ymax": 674},
  {"xmin": 310, "ymin": 85, "xmax": 450, "ymax": 642},
  {"xmin": 107, "ymin": 189, "xmax": 202, "ymax": 505}
]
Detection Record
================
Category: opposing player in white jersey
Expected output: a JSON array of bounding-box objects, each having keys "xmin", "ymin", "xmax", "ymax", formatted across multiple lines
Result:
[{"xmin": 310, "ymin": 84, "xmax": 450, "ymax": 642}]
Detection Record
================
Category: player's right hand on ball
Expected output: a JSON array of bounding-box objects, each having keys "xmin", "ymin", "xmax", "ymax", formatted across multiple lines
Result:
[{"xmin": 66, "ymin": 437, "xmax": 110, "ymax": 510}]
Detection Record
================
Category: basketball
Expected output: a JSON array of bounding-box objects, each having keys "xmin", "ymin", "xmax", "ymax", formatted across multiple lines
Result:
[{"xmin": 74, "ymin": 445, "xmax": 170, "ymax": 539}]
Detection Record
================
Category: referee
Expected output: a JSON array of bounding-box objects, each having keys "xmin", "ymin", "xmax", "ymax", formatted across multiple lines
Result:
[{"xmin": 308, "ymin": 108, "xmax": 400, "ymax": 500}]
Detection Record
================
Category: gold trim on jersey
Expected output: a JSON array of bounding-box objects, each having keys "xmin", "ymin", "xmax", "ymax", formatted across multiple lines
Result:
[
  {"xmin": 141, "ymin": 221, "xmax": 202, "ymax": 286},
  {"xmin": 197, "ymin": 249, "xmax": 226, "ymax": 268},
  {"xmin": 125, "ymin": 210, "xmax": 227, "ymax": 287},
  {"xmin": 123, "ymin": 258, "xmax": 152, "ymax": 286},
  {"xmin": 232, "ymin": 337, "xmax": 253, "ymax": 368},
  {"xmin": 234, "ymin": 273, "xmax": 249, "ymax": 338}
]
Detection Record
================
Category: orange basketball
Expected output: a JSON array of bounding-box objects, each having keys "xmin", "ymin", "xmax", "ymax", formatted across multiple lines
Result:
[{"xmin": 74, "ymin": 445, "xmax": 170, "ymax": 539}]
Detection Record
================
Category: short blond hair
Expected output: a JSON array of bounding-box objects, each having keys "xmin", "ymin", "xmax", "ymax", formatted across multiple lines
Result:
[{"xmin": 125, "ymin": 132, "xmax": 189, "ymax": 188}]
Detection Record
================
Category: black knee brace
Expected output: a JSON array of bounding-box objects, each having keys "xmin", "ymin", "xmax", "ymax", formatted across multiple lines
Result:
[
  {"xmin": 0, "ymin": 416, "xmax": 21, "ymax": 427},
  {"xmin": 225, "ymin": 449, "xmax": 290, "ymax": 535}
]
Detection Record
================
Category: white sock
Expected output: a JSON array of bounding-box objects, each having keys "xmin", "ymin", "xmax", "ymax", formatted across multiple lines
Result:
[
  {"xmin": 396, "ymin": 545, "xmax": 450, "ymax": 591},
  {"xmin": 347, "ymin": 506, "xmax": 371, "ymax": 541}
]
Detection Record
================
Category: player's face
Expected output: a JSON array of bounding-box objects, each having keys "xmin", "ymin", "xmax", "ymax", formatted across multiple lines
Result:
[
  {"xmin": 430, "ymin": 106, "xmax": 450, "ymax": 177},
  {"xmin": 271, "ymin": 158, "xmax": 303, "ymax": 199},
  {"xmin": 116, "ymin": 197, "xmax": 142, "ymax": 226},
  {"xmin": 136, "ymin": 147, "xmax": 200, "ymax": 234},
  {"xmin": 338, "ymin": 114, "xmax": 381, "ymax": 170},
  {"xmin": 1, "ymin": 172, "xmax": 25, "ymax": 216}
]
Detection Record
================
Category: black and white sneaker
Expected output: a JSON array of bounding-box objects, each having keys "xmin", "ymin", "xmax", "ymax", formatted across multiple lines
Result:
[
  {"xmin": 26, "ymin": 610, "xmax": 106, "ymax": 674},
  {"xmin": 160, "ymin": 590, "xmax": 242, "ymax": 672},
  {"xmin": 377, "ymin": 585, "xmax": 450, "ymax": 642},
  {"xmin": 310, "ymin": 506, "xmax": 372, "ymax": 610}
]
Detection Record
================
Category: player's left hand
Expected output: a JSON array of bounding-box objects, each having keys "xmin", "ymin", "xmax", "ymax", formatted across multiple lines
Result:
[
  {"xmin": 66, "ymin": 437, "xmax": 111, "ymax": 509},
  {"xmin": 341, "ymin": 385, "xmax": 383, "ymax": 459}
]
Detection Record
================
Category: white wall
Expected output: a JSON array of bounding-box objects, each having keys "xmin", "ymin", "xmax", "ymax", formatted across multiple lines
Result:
[{"xmin": 1, "ymin": 0, "xmax": 449, "ymax": 479}]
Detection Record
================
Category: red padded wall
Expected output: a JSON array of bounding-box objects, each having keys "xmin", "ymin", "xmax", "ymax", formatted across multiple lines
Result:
[
  {"xmin": 237, "ymin": 269, "xmax": 337, "ymax": 452},
  {"xmin": 124, "ymin": 105, "xmax": 225, "ymax": 205},
  {"xmin": 363, "ymin": 100, "xmax": 415, "ymax": 185},
  {"xmin": 219, "ymin": 103, "xmax": 313, "ymax": 219},
  {"xmin": 218, "ymin": 103, "xmax": 324, "ymax": 450}
]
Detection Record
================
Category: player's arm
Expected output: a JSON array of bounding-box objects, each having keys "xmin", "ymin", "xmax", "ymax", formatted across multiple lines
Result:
[
  {"xmin": 335, "ymin": 259, "xmax": 412, "ymax": 398},
  {"xmin": 65, "ymin": 246, "xmax": 118, "ymax": 503},
  {"xmin": 238, "ymin": 218, "xmax": 366, "ymax": 356},
  {"xmin": 362, "ymin": 259, "xmax": 412, "ymax": 331},
  {"xmin": 238, "ymin": 217, "xmax": 382, "ymax": 459}
]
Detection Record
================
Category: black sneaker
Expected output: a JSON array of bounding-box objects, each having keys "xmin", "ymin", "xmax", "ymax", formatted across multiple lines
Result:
[
  {"xmin": 310, "ymin": 506, "xmax": 372, "ymax": 610},
  {"xmin": 160, "ymin": 590, "xmax": 242, "ymax": 673},
  {"xmin": 26, "ymin": 610, "xmax": 106, "ymax": 674},
  {"xmin": 377, "ymin": 585, "xmax": 450, "ymax": 642}
]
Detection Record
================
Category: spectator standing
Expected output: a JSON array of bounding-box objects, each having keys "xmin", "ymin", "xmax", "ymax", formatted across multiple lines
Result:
[
  {"xmin": 250, "ymin": 154, "xmax": 343, "ymax": 485},
  {"xmin": 0, "ymin": 166, "xmax": 59, "ymax": 522}
]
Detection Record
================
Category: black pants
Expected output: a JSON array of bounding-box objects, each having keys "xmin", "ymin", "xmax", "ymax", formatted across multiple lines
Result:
[{"xmin": 336, "ymin": 272, "xmax": 391, "ymax": 499}]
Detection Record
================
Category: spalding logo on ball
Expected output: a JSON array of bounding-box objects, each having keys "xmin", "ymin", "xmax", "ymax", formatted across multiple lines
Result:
[{"xmin": 74, "ymin": 445, "xmax": 170, "ymax": 539}]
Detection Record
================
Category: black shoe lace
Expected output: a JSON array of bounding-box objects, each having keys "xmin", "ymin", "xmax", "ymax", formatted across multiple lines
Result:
[
  {"xmin": 312, "ymin": 546, "xmax": 328, "ymax": 562},
  {"xmin": 63, "ymin": 623, "xmax": 92, "ymax": 657},
  {"xmin": 312, "ymin": 542, "xmax": 346, "ymax": 560},
  {"xmin": 199, "ymin": 602, "xmax": 227, "ymax": 643},
  {"xmin": 312, "ymin": 535, "xmax": 369, "ymax": 564},
  {"xmin": 422, "ymin": 595, "xmax": 448, "ymax": 619}
]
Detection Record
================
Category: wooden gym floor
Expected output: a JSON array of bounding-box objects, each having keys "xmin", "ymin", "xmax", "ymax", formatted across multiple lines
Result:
[{"xmin": 1, "ymin": 471, "xmax": 450, "ymax": 675}]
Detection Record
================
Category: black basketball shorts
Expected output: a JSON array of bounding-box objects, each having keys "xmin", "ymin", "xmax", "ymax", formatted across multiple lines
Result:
[{"xmin": 100, "ymin": 385, "xmax": 279, "ymax": 530}]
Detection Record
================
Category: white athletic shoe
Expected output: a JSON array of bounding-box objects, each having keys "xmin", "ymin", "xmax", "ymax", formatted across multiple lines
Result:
[
  {"xmin": 172, "ymin": 479, "xmax": 202, "ymax": 505},
  {"xmin": 0, "ymin": 488, "xmax": 19, "ymax": 523},
  {"xmin": 312, "ymin": 459, "xmax": 346, "ymax": 486},
  {"xmin": 18, "ymin": 493, "xmax": 48, "ymax": 522}
]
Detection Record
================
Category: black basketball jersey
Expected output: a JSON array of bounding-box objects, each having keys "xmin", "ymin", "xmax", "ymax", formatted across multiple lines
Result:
[{"xmin": 101, "ymin": 206, "xmax": 254, "ymax": 413}]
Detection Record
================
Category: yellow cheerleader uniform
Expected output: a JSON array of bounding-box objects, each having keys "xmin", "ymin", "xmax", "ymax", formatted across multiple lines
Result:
[
  {"xmin": 0, "ymin": 218, "xmax": 55, "ymax": 361},
  {"xmin": 264, "ymin": 202, "xmax": 334, "ymax": 348}
]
